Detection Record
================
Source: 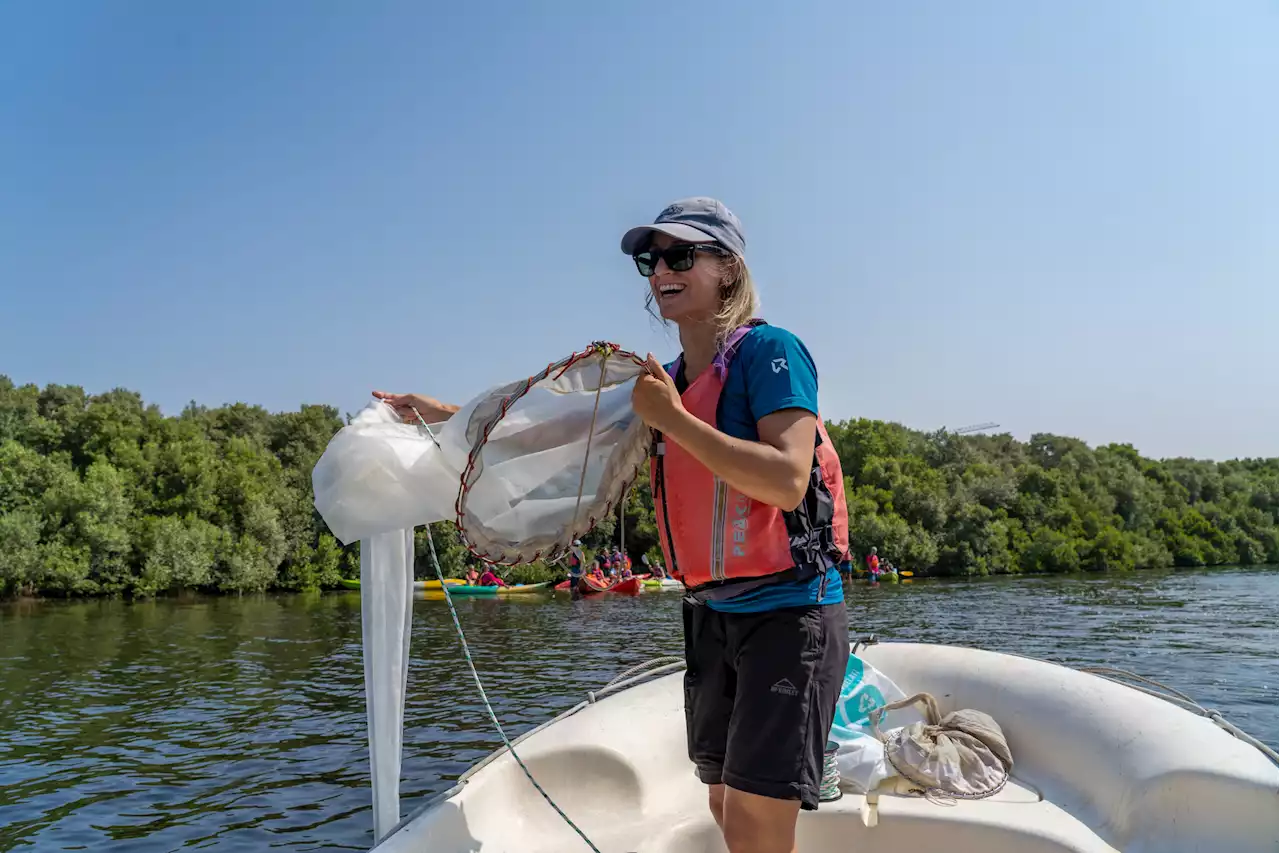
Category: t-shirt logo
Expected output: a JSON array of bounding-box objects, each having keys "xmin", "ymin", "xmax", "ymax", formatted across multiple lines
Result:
[{"xmin": 771, "ymin": 358, "xmax": 789, "ymax": 374}]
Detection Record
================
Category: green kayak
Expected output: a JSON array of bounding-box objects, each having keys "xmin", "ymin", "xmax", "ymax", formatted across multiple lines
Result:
[
  {"xmin": 446, "ymin": 584, "xmax": 500, "ymax": 596},
  {"xmin": 340, "ymin": 573, "xmax": 499, "ymax": 594},
  {"xmin": 341, "ymin": 579, "xmax": 549, "ymax": 597},
  {"xmin": 496, "ymin": 581, "xmax": 554, "ymax": 595}
]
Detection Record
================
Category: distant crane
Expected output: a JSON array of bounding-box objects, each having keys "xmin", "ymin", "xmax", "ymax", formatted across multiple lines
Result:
[{"xmin": 952, "ymin": 422, "xmax": 1000, "ymax": 435}]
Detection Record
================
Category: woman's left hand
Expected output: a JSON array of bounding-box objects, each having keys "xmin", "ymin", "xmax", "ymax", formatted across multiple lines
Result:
[{"xmin": 632, "ymin": 353, "xmax": 686, "ymax": 434}]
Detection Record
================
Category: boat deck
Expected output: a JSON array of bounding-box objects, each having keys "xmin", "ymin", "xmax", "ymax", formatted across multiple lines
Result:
[{"xmin": 375, "ymin": 644, "xmax": 1277, "ymax": 853}]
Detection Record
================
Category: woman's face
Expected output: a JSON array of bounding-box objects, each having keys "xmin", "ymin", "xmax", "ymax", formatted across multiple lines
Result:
[{"xmin": 646, "ymin": 232, "xmax": 724, "ymax": 324}]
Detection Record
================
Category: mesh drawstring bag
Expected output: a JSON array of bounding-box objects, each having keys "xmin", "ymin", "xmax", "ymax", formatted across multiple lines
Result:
[{"xmin": 868, "ymin": 693, "xmax": 1014, "ymax": 800}]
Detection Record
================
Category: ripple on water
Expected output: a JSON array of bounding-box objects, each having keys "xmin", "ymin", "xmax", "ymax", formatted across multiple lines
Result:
[{"xmin": 0, "ymin": 567, "xmax": 1274, "ymax": 851}]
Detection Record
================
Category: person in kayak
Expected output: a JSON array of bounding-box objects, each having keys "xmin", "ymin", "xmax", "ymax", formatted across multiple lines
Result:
[
  {"xmin": 370, "ymin": 196, "xmax": 850, "ymax": 853},
  {"xmin": 624, "ymin": 198, "xmax": 851, "ymax": 853},
  {"xmin": 464, "ymin": 565, "xmax": 481, "ymax": 586},
  {"xmin": 476, "ymin": 567, "xmax": 506, "ymax": 588},
  {"xmin": 566, "ymin": 539, "xmax": 586, "ymax": 599}
]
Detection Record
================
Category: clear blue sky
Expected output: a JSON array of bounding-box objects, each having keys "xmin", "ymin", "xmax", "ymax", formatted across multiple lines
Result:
[{"xmin": 1, "ymin": 1, "xmax": 1275, "ymax": 460}]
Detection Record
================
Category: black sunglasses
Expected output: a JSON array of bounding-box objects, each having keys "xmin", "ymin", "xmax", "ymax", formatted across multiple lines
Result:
[{"xmin": 632, "ymin": 243, "xmax": 727, "ymax": 277}]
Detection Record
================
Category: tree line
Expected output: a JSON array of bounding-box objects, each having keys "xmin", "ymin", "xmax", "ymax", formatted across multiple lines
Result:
[{"xmin": 0, "ymin": 376, "xmax": 1274, "ymax": 597}]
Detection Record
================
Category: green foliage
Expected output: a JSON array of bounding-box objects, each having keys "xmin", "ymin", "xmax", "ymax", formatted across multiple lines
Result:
[
  {"xmin": 0, "ymin": 377, "xmax": 350, "ymax": 597},
  {"xmin": 0, "ymin": 374, "xmax": 1274, "ymax": 597},
  {"xmin": 827, "ymin": 419, "xmax": 1278, "ymax": 577}
]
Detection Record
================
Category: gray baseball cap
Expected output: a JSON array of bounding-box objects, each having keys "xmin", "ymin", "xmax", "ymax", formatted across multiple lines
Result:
[{"xmin": 619, "ymin": 197, "xmax": 746, "ymax": 258}]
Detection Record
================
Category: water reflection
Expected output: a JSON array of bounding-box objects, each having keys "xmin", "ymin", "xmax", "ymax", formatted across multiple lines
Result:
[{"xmin": 0, "ymin": 567, "xmax": 1274, "ymax": 851}]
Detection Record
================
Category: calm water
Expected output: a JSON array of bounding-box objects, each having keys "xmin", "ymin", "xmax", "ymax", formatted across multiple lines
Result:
[{"xmin": 1, "ymin": 567, "xmax": 1275, "ymax": 851}]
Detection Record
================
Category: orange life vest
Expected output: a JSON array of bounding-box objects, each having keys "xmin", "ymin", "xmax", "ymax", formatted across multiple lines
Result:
[{"xmin": 651, "ymin": 322, "xmax": 850, "ymax": 597}]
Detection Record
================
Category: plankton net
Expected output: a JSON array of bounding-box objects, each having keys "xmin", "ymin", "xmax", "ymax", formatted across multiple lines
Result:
[{"xmin": 311, "ymin": 341, "xmax": 653, "ymax": 840}]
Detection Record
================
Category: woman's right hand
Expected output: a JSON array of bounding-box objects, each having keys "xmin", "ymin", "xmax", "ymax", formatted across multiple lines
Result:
[{"xmin": 372, "ymin": 391, "xmax": 459, "ymax": 424}]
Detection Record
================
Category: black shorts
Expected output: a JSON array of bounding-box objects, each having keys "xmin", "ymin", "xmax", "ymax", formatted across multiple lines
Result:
[{"xmin": 682, "ymin": 600, "xmax": 849, "ymax": 810}]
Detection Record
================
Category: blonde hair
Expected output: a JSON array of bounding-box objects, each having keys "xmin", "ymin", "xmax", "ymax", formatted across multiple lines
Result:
[
  {"xmin": 644, "ymin": 251, "xmax": 761, "ymax": 346},
  {"xmin": 712, "ymin": 252, "xmax": 760, "ymax": 345}
]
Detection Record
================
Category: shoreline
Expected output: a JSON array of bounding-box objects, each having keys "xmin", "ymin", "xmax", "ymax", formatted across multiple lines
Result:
[{"xmin": 3, "ymin": 563, "xmax": 1274, "ymax": 603}]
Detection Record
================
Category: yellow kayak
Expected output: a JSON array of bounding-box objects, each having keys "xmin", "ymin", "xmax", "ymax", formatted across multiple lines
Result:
[
  {"xmin": 496, "ymin": 582, "xmax": 554, "ymax": 595},
  {"xmin": 416, "ymin": 578, "xmax": 466, "ymax": 590}
]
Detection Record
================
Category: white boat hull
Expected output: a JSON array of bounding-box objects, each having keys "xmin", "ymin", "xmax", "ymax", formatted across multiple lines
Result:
[{"xmin": 374, "ymin": 643, "xmax": 1278, "ymax": 852}]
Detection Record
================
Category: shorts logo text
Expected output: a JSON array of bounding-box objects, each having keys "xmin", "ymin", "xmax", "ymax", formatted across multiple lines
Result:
[{"xmin": 770, "ymin": 678, "xmax": 799, "ymax": 697}]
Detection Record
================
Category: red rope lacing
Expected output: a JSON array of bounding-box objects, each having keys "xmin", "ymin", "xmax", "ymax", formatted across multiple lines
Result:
[{"xmin": 453, "ymin": 342, "xmax": 648, "ymax": 567}]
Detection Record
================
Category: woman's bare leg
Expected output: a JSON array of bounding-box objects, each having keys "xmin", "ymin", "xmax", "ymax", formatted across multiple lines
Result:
[
  {"xmin": 720, "ymin": 786, "xmax": 800, "ymax": 853},
  {"xmin": 707, "ymin": 783, "xmax": 726, "ymax": 829}
]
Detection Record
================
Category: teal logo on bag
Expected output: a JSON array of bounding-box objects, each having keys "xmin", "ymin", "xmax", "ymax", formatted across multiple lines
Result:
[
  {"xmin": 849, "ymin": 685, "xmax": 886, "ymax": 726},
  {"xmin": 841, "ymin": 655, "xmax": 865, "ymax": 695},
  {"xmin": 832, "ymin": 656, "xmax": 889, "ymax": 731}
]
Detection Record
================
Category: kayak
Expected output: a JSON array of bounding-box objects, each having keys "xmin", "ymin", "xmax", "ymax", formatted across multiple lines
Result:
[
  {"xmin": 341, "ymin": 578, "xmax": 468, "ymax": 591},
  {"xmin": 579, "ymin": 574, "xmax": 616, "ymax": 595},
  {"xmin": 441, "ymin": 584, "xmax": 500, "ymax": 597},
  {"xmin": 613, "ymin": 577, "xmax": 641, "ymax": 596},
  {"xmin": 578, "ymin": 575, "xmax": 641, "ymax": 595},
  {"xmin": 380, "ymin": 643, "xmax": 1279, "ymax": 853},
  {"xmin": 642, "ymin": 578, "xmax": 683, "ymax": 591},
  {"xmin": 496, "ymin": 582, "xmax": 554, "ymax": 595},
  {"xmin": 419, "ymin": 578, "xmax": 466, "ymax": 589}
]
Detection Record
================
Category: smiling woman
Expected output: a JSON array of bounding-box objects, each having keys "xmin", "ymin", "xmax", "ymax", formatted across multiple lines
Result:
[
  {"xmin": 370, "ymin": 197, "xmax": 854, "ymax": 853},
  {"xmin": 619, "ymin": 198, "xmax": 853, "ymax": 853}
]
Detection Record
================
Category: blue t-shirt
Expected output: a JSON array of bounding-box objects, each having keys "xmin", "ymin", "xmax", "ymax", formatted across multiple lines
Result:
[{"xmin": 668, "ymin": 324, "xmax": 845, "ymax": 613}]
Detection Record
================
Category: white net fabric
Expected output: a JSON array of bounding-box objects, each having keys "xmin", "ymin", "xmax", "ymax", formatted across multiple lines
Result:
[
  {"xmin": 453, "ymin": 344, "xmax": 650, "ymax": 564},
  {"xmin": 313, "ymin": 342, "xmax": 651, "ymax": 559},
  {"xmin": 310, "ymin": 343, "xmax": 652, "ymax": 837}
]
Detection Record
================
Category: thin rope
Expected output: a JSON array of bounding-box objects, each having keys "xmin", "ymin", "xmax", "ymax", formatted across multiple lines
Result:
[
  {"xmin": 1079, "ymin": 666, "xmax": 1279, "ymax": 763},
  {"xmin": 409, "ymin": 406, "xmax": 443, "ymax": 450},
  {"xmin": 408, "ymin": 408, "xmax": 602, "ymax": 852},
  {"xmin": 568, "ymin": 349, "xmax": 610, "ymax": 546},
  {"xmin": 423, "ymin": 524, "xmax": 602, "ymax": 852},
  {"xmin": 603, "ymin": 655, "xmax": 685, "ymax": 689}
]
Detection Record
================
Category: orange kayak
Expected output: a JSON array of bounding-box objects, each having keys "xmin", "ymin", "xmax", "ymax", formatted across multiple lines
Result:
[
  {"xmin": 580, "ymin": 574, "xmax": 616, "ymax": 594},
  {"xmin": 613, "ymin": 577, "xmax": 641, "ymax": 596}
]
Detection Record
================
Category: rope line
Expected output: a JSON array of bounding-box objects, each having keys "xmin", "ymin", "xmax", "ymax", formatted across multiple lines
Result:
[
  {"xmin": 1079, "ymin": 666, "xmax": 1279, "ymax": 764},
  {"xmin": 569, "ymin": 347, "xmax": 610, "ymax": 547},
  {"xmin": 409, "ymin": 406, "xmax": 602, "ymax": 852},
  {"xmin": 423, "ymin": 523, "xmax": 603, "ymax": 853}
]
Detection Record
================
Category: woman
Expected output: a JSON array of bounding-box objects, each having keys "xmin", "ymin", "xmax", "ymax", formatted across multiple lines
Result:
[
  {"xmin": 374, "ymin": 197, "xmax": 850, "ymax": 853},
  {"xmin": 476, "ymin": 567, "xmax": 506, "ymax": 588},
  {"xmin": 464, "ymin": 565, "xmax": 480, "ymax": 586}
]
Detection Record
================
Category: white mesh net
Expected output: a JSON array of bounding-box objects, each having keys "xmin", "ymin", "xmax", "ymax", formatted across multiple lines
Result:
[
  {"xmin": 311, "ymin": 343, "xmax": 652, "ymax": 836},
  {"xmin": 453, "ymin": 344, "xmax": 650, "ymax": 564},
  {"xmin": 313, "ymin": 342, "xmax": 651, "ymax": 560}
]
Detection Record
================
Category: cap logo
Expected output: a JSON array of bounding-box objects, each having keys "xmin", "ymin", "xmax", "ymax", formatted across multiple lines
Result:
[{"xmin": 659, "ymin": 204, "xmax": 684, "ymax": 219}]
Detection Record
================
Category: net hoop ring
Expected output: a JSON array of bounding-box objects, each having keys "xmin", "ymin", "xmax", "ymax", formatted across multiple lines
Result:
[{"xmin": 453, "ymin": 341, "xmax": 650, "ymax": 566}]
